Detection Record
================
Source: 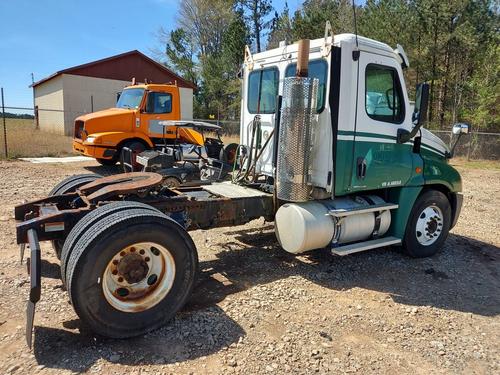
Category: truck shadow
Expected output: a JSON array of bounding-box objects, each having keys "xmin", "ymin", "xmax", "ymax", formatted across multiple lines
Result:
[
  {"xmin": 33, "ymin": 226, "xmax": 498, "ymax": 371},
  {"xmin": 190, "ymin": 226, "xmax": 499, "ymax": 317},
  {"xmin": 33, "ymin": 305, "xmax": 244, "ymax": 372},
  {"xmin": 83, "ymin": 165, "xmax": 121, "ymax": 176}
]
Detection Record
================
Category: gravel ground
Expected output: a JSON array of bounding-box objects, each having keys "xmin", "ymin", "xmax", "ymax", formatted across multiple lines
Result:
[{"xmin": 0, "ymin": 160, "xmax": 498, "ymax": 375}]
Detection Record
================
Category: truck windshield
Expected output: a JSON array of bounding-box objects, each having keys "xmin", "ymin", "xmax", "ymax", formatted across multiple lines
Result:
[{"xmin": 116, "ymin": 88, "xmax": 144, "ymax": 109}]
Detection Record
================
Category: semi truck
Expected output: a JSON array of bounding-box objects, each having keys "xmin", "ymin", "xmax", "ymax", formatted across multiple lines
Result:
[
  {"xmin": 72, "ymin": 82, "xmax": 220, "ymax": 167},
  {"xmin": 15, "ymin": 29, "xmax": 468, "ymax": 347}
]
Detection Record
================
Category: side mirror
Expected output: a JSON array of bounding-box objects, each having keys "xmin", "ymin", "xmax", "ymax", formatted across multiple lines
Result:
[
  {"xmin": 397, "ymin": 82, "xmax": 430, "ymax": 143},
  {"xmin": 116, "ymin": 92, "xmax": 121, "ymax": 103},
  {"xmin": 448, "ymin": 122, "xmax": 471, "ymax": 158},
  {"xmin": 452, "ymin": 123, "xmax": 470, "ymax": 135},
  {"xmin": 412, "ymin": 83, "xmax": 430, "ymax": 126}
]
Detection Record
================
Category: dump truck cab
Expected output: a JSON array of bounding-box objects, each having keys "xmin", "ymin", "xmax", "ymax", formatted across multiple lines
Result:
[{"xmin": 72, "ymin": 82, "xmax": 200, "ymax": 165}]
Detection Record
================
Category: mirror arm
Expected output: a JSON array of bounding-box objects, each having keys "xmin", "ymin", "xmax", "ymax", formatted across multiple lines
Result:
[{"xmin": 447, "ymin": 133, "xmax": 464, "ymax": 159}]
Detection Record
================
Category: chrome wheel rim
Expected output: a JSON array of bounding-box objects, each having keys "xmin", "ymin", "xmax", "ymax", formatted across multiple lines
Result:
[
  {"xmin": 415, "ymin": 205, "xmax": 444, "ymax": 246},
  {"xmin": 102, "ymin": 242, "xmax": 175, "ymax": 312}
]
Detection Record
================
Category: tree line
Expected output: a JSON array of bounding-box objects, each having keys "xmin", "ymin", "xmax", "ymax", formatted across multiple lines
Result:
[
  {"xmin": 1, "ymin": 111, "xmax": 34, "ymax": 119},
  {"xmin": 159, "ymin": 0, "xmax": 499, "ymax": 131}
]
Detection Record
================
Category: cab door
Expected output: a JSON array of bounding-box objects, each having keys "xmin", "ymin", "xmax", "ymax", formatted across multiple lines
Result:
[
  {"xmin": 350, "ymin": 52, "xmax": 413, "ymax": 191},
  {"xmin": 140, "ymin": 88, "xmax": 179, "ymax": 140}
]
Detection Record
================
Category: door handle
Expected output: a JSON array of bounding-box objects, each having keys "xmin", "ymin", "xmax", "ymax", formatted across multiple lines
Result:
[{"xmin": 357, "ymin": 157, "xmax": 367, "ymax": 179}]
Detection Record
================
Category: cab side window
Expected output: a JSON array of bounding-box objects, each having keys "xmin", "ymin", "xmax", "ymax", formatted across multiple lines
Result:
[
  {"xmin": 247, "ymin": 68, "xmax": 279, "ymax": 114},
  {"xmin": 146, "ymin": 92, "xmax": 172, "ymax": 114},
  {"xmin": 365, "ymin": 65, "xmax": 404, "ymax": 123},
  {"xmin": 285, "ymin": 59, "xmax": 328, "ymax": 113}
]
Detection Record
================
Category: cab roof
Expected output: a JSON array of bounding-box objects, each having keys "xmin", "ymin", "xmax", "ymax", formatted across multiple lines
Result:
[
  {"xmin": 250, "ymin": 33, "xmax": 398, "ymax": 63},
  {"xmin": 124, "ymin": 83, "xmax": 180, "ymax": 91}
]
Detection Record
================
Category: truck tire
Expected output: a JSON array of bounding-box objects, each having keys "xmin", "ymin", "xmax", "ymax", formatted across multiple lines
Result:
[
  {"xmin": 163, "ymin": 176, "xmax": 182, "ymax": 188},
  {"xmin": 49, "ymin": 173, "xmax": 102, "ymax": 196},
  {"xmin": 66, "ymin": 208, "xmax": 198, "ymax": 338},
  {"xmin": 48, "ymin": 173, "xmax": 102, "ymax": 259},
  {"xmin": 119, "ymin": 141, "xmax": 147, "ymax": 172},
  {"xmin": 60, "ymin": 201, "xmax": 160, "ymax": 286},
  {"xmin": 220, "ymin": 143, "xmax": 239, "ymax": 167},
  {"xmin": 402, "ymin": 190, "xmax": 451, "ymax": 258},
  {"xmin": 96, "ymin": 158, "xmax": 117, "ymax": 166}
]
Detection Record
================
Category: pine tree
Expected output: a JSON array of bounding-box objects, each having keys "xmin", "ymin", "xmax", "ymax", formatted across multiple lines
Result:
[
  {"xmin": 240, "ymin": 0, "xmax": 274, "ymax": 52},
  {"xmin": 267, "ymin": 3, "xmax": 293, "ymax": 48}
]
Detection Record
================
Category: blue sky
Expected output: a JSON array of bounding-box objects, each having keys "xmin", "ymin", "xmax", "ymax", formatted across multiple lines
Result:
[{"xmin": 0, "ymin": 0, "xmax": 300, "ymax": 109}]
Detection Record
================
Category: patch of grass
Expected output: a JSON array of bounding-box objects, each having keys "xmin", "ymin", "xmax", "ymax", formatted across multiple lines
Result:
[
  {"xmin": 0, "ymin": 118, "xmax": 74, "ymax": 159},
  {"xmin": 221, "ymin": 134, "xmax": 240, "ymax": 145},
  {"xmin": 450, "ymin": 157, "xmax": 500, "ymax": 170}
]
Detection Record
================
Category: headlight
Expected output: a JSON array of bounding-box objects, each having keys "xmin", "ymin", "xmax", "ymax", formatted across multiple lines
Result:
[{"xmin": 85, "ymin": 136, "xmax": 96, "ymax": 144}]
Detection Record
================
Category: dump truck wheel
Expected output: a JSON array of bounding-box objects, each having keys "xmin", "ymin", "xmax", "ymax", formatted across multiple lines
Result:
[
  {"xmin": 48, "ymin": 173, "xmax": 102, "ymax": 259},
  {"xmin": 402, "ymin": 190, "xmax": 451, "ymax": 258},
  {"xmin": 60, "ymin": 201, "xmax": 160, "ymax": 286},
  {"xmin": 96, "ymin": 158, "xmax": 117, "ymax": 166},
  {"xmin": 163, "ymin": 176, "xmax": 182, "ymax": 189},
  {"xmin": 66, "ymin": 208, "xmax": 198, "ymax": 338},
  {"xmin": 220, "ymin": 143, "xmax": 239, "ymax": 166}
]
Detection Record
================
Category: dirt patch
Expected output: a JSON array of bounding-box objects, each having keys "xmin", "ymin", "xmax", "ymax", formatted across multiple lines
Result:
[{"xmin": 0, "ymin": 160, "xmax": 498, "ymax": 374}]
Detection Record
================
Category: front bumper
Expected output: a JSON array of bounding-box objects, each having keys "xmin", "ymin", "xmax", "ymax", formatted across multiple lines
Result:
[{"xmin": 72, "ymin": 139, "xmax": 117, "ymax": 160}]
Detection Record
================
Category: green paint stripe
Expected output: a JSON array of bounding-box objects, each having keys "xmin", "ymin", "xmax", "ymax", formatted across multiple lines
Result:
[
  {"xmin": 338, "ymin": 130, "xmax": 445, "ymax": 156},
  {"xmin": 338, "ymin": 130, "xmax": 396, "ymax": 140}
]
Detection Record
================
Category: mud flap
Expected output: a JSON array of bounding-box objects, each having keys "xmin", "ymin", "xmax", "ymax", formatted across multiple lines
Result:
[{"xmin": 26, "ymin": 229, "xmax": 41, "ymax": 349}]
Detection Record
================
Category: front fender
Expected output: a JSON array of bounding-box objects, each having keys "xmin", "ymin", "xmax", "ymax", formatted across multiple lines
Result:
[
  {"xmin": 85, "ymin": 132, "xmax": 154, "ymax": 148},
  {"xmin": 422, "ymin": 150, "xmax": 462, "ymax": 192}
]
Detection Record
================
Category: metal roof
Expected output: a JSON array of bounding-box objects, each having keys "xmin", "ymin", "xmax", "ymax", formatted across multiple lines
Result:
[{"xmin": 31, "ymin": 50, "xmax": 196, "ymax": 89}]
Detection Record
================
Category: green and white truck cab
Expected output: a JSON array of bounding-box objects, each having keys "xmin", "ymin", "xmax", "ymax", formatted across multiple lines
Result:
[{"xmin": 240, "ymin": 32, "xmax": 466, "ymax": 257}]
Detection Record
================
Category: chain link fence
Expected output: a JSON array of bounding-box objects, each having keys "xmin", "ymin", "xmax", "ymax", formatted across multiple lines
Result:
[
  {"xmin": 431, "ymin": 130, "xmax": 500, "ymax": 160},
  {"xmin": 0, "ymin": 105, "xmax": 242, "ymax": 159},
  {"xmin": 193, "ymin": 118, "xmax": 240, "ymax": 136}
]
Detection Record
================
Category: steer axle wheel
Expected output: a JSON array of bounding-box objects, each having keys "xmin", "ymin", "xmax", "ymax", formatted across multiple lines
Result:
[
  {"xmin": 66, "ymin": 207, "xmax": 198, "ymax": 338},
  {"xmin": 402, "ymin": 190, "xmax": 451, "ymax": 258}
]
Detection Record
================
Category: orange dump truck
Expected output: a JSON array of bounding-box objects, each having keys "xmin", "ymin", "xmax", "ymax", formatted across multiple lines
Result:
[{"xmin": 73, "ymin": 82, "xmax": 202, "ymax": 166}]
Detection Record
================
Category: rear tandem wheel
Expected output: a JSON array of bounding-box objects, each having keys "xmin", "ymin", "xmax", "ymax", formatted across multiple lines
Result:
[
  {"xmin": 65, "ymin": 207, "xmax": 198, "ymax": 338},
  {"xmin": 60, "ymin": 201, "xmax": 161, "ymax": 286},
  {"xmin": 48, "ymin": 173, "xmax": 102, "ymax": 259}
]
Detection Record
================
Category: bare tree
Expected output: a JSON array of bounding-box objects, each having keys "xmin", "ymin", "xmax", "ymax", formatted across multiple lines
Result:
[{"xmin": 178, "ymin": 0, "xmax": 235, "ymax": 56}]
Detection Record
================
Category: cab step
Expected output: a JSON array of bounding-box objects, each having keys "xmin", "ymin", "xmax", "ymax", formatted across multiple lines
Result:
[{"xmin": 331, "ymin": 236, "xmax": 401, "ymax": 256}]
